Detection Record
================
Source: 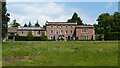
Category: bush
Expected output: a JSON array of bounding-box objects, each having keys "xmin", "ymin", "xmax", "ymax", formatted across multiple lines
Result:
[
  {"xmin": 27, "ymin": 31, "xmax": 34, "ymax": 41},
  {"xmin": 15, "ymin": 33, "xmax": 48, "ymax": 41},
  {"xmin": 104, "ymin": 32, "xmax": 120, "ymax": 40}
]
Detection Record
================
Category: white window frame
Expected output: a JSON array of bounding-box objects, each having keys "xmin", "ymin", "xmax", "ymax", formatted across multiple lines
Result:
[{"xmin": 82, "ymin": 28, "xmax": 88, "ymax": 33}]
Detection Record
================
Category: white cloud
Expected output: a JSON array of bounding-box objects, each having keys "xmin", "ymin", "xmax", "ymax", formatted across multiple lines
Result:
[{"xmin": 7, "ymin": 2, "xmax": 97, "ymax": 27}]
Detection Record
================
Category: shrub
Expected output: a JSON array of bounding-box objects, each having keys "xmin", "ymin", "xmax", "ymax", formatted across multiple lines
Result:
[
  {"xmin": 27, "ymin": 31, "xmax": 34, "ymax": 41},
  {"xmin": 104, "ymin": 32, "xmax": 120, "ymax": 40}
]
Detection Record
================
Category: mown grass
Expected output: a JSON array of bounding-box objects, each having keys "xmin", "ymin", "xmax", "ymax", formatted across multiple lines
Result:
[{"xmin": 2, "ymin": 41, "xmax": 118, "ymax": 66}]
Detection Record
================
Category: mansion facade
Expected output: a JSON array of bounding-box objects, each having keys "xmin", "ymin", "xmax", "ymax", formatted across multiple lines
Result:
[{"xmin": 8, "ymin": 21, "xmax": 95, "ymax": 40}]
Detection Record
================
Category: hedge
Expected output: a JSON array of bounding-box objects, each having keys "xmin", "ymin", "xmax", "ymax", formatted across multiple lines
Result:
[
  {"xmin": 15, "ymin": 36, "xmax": 48, "ymax": 41},
  {"xmin": 104, "ymin": 32, "xmax": 120, "ymax": 40}
]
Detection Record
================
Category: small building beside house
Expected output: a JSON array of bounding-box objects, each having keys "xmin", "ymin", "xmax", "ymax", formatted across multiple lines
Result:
[{"xmin": 17, "ymin": 27, "xmax": 46, "ymax": 36}]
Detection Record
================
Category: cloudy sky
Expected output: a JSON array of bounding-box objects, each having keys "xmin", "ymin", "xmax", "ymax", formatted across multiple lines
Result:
[{"xmin": 7, "ymin": 2, "xmax": 118, "ymax": 27}]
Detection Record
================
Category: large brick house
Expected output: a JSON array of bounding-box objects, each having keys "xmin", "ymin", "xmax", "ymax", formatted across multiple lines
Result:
[
  {"xmin": 8, "ymin": 21, "xmax": 95, "ymax": 41},
  {"xmin": 46, "ymin": 21, "xmax": 95, "ymax": 40}
]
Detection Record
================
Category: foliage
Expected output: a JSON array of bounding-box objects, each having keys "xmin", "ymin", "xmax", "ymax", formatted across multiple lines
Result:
[
  {"xmin": 95, "ymin": 12, "xmax": 120, "ymax": 40},
  {"xmin": 11, "ymin": 19, "xmax": 20, "ymax": 27},
  {"xmin": 15, "ymin": 32, "xmax": 48, "ymax": 41},
  {"xmin": 2, "ymin": 41, "xmax": 118, "ymax": 66},
  {"xmin": 27, "ymin": 31, "xmax": 34, "ymax": 41},
  {"xmin": 24, "ymin": 23, "xmax": 27, "ymax": 27},
  {"xmin": 35, "ymin": 20, "xmax": 40, "ymax": 27},
  {"xmin": 2, "ymin": 2, "xmax": 10, "ymax": 39},
  {"xmin": 67, "ymin": 12, "xmax": 83, "ymax": 25},
  {"xmin": 104, "ymin": 32, "xmax": 120, "ymax": 40},
  {"xmin": 28, "ymin": 21, "xmax": 32, "ymax": 27}
]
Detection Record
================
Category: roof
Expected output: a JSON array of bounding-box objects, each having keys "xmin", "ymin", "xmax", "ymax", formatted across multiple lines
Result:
[
  {"xmin": 76, "ymin": 25, "xmax": 94, "ymax": 28},
  {"xmin": 17, "ymin": 27, "xmax": 45, "ymax": 31},
  {"xmin": 8, "ymin": 27, "xmax": 17, "ymax": 33},
  {"xmin": 46, "ymin": 21, "xmax": 77, "ymax": 25}
]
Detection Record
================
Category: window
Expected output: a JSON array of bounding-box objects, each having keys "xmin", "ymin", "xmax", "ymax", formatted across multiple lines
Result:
[
  {"xmin": 66, "ymin": 25, "xmax": 68, "ymax": 28},
  {"xmin": 81, "ymin": 36, "xmax": 88, "ymax": 40},
  {"xmin": 61, "ymin": 30, "xmax": 63, "ymax": 34},
  {"xmin": 65, "ymin": 30, "xmax": 67, "ymax": 34},
  {"xmin": 51, "ymin": 30, "xmax": 53, "ymax": 34},
  {"xmin": 82, "ymin": 28, "xmax": 88, "ymax": 33},
  {"xmin": 60, "ymin": 26, "xmax": 62, "ymax": 28},
  {"xmin": 22, "ymin": 31, "xmax": 23, "ymax": 34},
  {"xmin": 51, "ymin": 25, "xmax": 53, "ymax": 28},
  {"xmin": 56, "ymin": 25, "xmax": 58, "ymax": 28},
  {"xmin": 37, "ymin": 31, "xmax": 40, "ymax": 35},
  {"xmin": 56, "ymin": 30, "xmax": 58, "ymax": 34},
  {"xmin": 51, "ymin": 37, "xmax": 53, "ymax": 39},
  {"xmin": 70, "ymin": 30, "xmax": 73, "ymax": 34}
]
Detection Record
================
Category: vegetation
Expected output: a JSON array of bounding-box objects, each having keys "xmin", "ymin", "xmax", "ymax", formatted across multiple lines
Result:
[
  {"xmin": 67, "ymin": 12, "xmax": 83, "ymax": 25},
  {"xmin": 28, "ymin": 21, "xmax": 32, "ymax": 27},
  {"xmin": 27, "ymin": 31, "xmax": 34, "ymax": 41},
  {"xmin": 15, "ymin": 32, "xmax": 48, "ymax": 41},
  {"xmin": 2, "ymin": 41, "xmax": 118, "ymax": 66},
  {"xmin": 23, "ymin": 23, "xmax": 27, "ymax": 27},
  {"xmin": 94, "ymin": 12, "xmax": 120, "ymax": 40},
  {"xmin": 35, "ymin": 19, "xmax": 40, "ymax": 27},
  {"xmin": 10, "ymin": 19, "xmax": 20, "ymax": 27},
  {"xmin": 2, "ymin": 2, "xmax": 10, "ymax": 39}
]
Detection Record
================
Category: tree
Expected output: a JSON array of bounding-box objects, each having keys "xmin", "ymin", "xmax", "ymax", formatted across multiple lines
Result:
[
  {"xmin": 95, "ymin": 12, "xmax": 120, "ymax": 40},
  {"xmin": 28, "ymin": 21, "xmax": 32, "ymax": 27},
  {"xmin": 77, "ymin": 17, "xmax": 83, "ymax": 25},
  {"xmin": 67, "ymin": 12, "xmax": 83, "ymax": 25},
  {"xmin": 11, "ymin": 19, "xmax": 20, "ymax": 27},
  {"xmin": 2, "ymin": 2, "xmax": 10, "ymax": 39},
  {"xmin": 112, "ymin": 12, "xmax": 120, "ymax": 32},
  {"xmin": 24, "ymin": 23, "xmax": 27, "ymax": 27},
  {"xmin": 35, "ymin": 20, "xmax": 40, "ymax": 27}
]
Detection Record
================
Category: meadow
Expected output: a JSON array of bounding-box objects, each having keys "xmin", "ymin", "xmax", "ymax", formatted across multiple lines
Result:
[{"xmin": 2, "ymin": 41, "xmax": 118, "ymax": 66}]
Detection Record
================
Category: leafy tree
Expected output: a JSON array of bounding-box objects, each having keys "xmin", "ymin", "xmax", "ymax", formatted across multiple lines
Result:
[
  {"xmin": 77, "ymin": 17, "xmax": 83, "ymax": 25},
  {"xmin": 11, "ymin": 19, "xmax": 20, "ymax": 27},
  {"xmin": 112, "ymin": 12, "xmax": 120, "ymax": 32},
  {"xmin": 95, "ymin": 12, "xmax": 120, "ymax": 40},
  {"xmin": 2, "ymin": 2, "xmax": 10, "ymax": 39},
  {"xmin": 67, "ymin": 12, "xmax": 83, "ymax": 25},
  {"xmin": 24, "ymin": 23, "xmax": 27, "ymax": 27},
  {"xmin": 35, "ymin": 20, "xmax": 40, "ymax": 27},
  {"xmin": 28, "ymin": 21, "xmax": 32, "ymax": 27}
]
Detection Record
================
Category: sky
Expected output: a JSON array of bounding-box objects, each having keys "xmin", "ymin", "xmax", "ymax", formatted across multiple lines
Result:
[{"xmin": 7, "ymin": 2, "xmax": 118, "ymax": 27}]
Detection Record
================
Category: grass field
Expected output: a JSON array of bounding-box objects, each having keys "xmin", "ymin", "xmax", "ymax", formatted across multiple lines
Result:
[{"xmin": 2, "ymin": 41, "xmax": 118, "ymax": 66}]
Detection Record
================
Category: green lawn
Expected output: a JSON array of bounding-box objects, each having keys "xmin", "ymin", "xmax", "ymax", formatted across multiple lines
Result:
[{"xmin": 2, "ymin": 41, "xmax": 118, "ymax": 66}]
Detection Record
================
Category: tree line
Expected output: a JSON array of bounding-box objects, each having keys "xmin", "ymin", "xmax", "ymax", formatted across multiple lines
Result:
[{"xmin": 10, "ymin": 19, "xmax": 41, "ymax": 27}]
